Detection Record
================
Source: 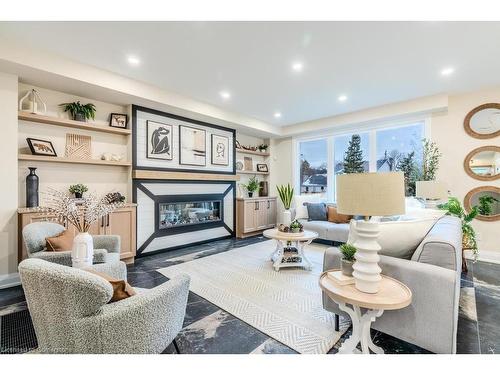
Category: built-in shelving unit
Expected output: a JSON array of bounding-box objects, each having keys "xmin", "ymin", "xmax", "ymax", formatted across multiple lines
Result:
[
  {"xmin": 18, "ymin": 154, "xmax": 132, "ymax": 167},
  {"xmin": 18, "ymin": 111, "xmax": 131, "ymax": 136},
  {"xmin": 236, "ymin": 148, "xmax": 270, "ymax": 157},
  {"xmin": 237, "ymin": 170, "xmax": 269, "ymax": 175}
]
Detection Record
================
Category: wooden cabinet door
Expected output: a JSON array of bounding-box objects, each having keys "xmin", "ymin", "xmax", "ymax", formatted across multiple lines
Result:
[
  {"xmin": 256, "ymin": 200, "xmax": 268, "ymax": 229},
  {"xmin": 105, "ymin": 208, "xmax": 136, "ymax": 260},
  {"xmin": 243, "ymin": 201, "xmax": 258, "ymax": 233},
  {"xmin": 266, "ymin": 199, "xmax": 277, "ymax": 227}
]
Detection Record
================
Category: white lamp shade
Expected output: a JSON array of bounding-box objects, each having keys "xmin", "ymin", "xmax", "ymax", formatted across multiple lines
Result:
[
  {"xmin": 336, "ymin": 172, "xmax": 405, "ymax": 216},
  {"xmin": 415, "ymin": 181, "xmax": 447, "ymax": 200}
]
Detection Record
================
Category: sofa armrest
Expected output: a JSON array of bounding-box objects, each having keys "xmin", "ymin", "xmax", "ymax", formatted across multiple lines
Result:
[
  {"xmin": 92, "ymin": 235, "xmax": 120, "ymax": 254},
  {"xmin": 30, "ymin": 249, "xmax": 109, "ymax": 266},
  {"xmin": 76, "ymin": 274, "xmax": 190, "ymax": 354}
]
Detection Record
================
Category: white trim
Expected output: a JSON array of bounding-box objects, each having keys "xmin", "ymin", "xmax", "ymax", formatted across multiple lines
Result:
[{"xmin": 0, "ymin": 272, "xmax": 21, "ymax": 289}]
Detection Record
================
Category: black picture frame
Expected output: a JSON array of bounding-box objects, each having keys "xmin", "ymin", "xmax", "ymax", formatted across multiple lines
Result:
[
  {"xmin": 179, "ymin": 125, "xmax": 207, "ymax": 166},
  {"xmin": 109, "ymin": 113, "xmax": 128, "ymax": 129},
  {"xmin": 26, "ymin": 138, "xmax": 57, "ymax": 157},
  {"xmin": 146, "ymin": 120, "xmax": 173, "ymax": 160},
  {"xmin": 211, "ymin": 134, "xmax": 230, "ymax": 166},
  {"xmin": 256, "ymin": 163, "xmax": 268, "ymax": 172}
]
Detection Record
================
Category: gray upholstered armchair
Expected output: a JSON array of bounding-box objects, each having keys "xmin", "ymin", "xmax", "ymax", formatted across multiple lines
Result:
[
  {"xmin": 22, "ymin": 221, "xmax": 121, "ymax": 266},
  {"xmin": 19, "ymin": 258, "xmax": 190, "ymax": 354}
]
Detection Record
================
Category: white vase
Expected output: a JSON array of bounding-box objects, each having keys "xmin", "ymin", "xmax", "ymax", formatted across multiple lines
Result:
[
  {"xmin": 71, "ymin": 232, "xmax": 94, "ymax": 269},
  {"xmin": 352, "ymin": 220, "xmax": 382, "ymax": 294},
  {"xmin": 282, "ymin": 210, "xmax": 292, "ymax": 226}
]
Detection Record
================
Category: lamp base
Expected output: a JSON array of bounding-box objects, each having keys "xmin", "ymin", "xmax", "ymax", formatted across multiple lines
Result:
[{"xmin": 352, "ymin": 220, "xmax": 382, "ymax": 294}]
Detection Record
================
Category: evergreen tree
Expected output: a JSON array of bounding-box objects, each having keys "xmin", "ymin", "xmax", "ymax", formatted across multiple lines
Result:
[
  {"xmin": 343, "ymin": 134, "xmax": 364, "ymax": 173},
  {"xmin": 398, "ymin": 151, "xmax": 416, "ymax": 196}
]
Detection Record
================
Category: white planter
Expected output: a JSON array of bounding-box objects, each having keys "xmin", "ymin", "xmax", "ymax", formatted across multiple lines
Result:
[
  {"xmin": 352, "ymin": 220, "xmax": 382, "ymax": 294},
  {"xmin": 72, "ymin": 232, "xmax": 94, "ymax": 269},
  {"xmin": 282, "ymin": 210, "xmax": 292, "ymax": 226}
]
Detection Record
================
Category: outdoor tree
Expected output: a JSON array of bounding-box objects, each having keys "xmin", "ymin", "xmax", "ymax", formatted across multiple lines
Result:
[
  {"xmin": 398, "ymin": 151, "xmax": 416, "ymax": 196},
  {"xmin": 343, "ymin": 134, "xmax": 365, "ymax": 173},
  {"xmin": 300, "ymin": 158, "xmax": 312, "ymax": 183}
]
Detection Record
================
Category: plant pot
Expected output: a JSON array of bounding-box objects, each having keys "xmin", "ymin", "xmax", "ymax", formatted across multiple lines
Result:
[
  {"xmin": 291, "ymin": 227, "xmax": 301, "ymax": 233},
  {"xmin": 73, "ymin": 113, "xmax": 87, "ymax": 122},
  {"xmin": 282, "ymin": 210, "xmax": 292, "ymax": 226},
  {"xmin": 341, "ymin": 259, "xmax": 354, "ymax": 277},
  {"xmin": 248, "ymin": 192, "xmax": 254, "ymax": 198},
  {"xmin": 74, "ymin": 192, "xmax": 83, "ymax": 199},
  {"xmin": 72, "ymin": 232, "xmax": 93, "ymax": 268}
]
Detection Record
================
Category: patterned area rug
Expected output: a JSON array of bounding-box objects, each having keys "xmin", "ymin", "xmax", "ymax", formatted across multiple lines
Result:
[{"xmin": 158, "ymin": 240, "xmax": 346, "ymax": 354}]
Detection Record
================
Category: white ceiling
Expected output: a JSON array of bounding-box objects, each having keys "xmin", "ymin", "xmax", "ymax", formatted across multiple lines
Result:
[{"xmin": 2, "ymin": 21, "xmax": 500, "ymax": 126}]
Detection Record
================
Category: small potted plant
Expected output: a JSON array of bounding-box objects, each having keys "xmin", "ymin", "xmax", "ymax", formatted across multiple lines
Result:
[
  {"xmin": 277, "ymin": 183, "xmax": 294, "ymax": 226},
  {"xmin": 289, "ymin": 219, "xmax": 303, "ymax": 233},
  {"xmin": 258, "ymin": 144, "xmax": 269, "ymax": 153},
  {"xmin": 69, "ymin": 184, "xmax": 88, "ymax": 199},
  {"xmin": 242, "ymin": 176, "xmax": 259, "ymax": 198},
  {"xmin": 339, "ymin": 244, "xmax": 357, "ymax": 276},
  {"xmin": 60, "ymin": 101, "xmax": 96, "ymax": 122}
]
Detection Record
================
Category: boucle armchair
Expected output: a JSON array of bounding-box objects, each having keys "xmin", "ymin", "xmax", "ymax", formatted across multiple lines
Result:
[
  {"xmin": 22, "ymin": 221, "xmax": 120, "ymax": 266},
  {"xmin": 19, "ymin": 258, "xmax": 190, "ymax": 354}
]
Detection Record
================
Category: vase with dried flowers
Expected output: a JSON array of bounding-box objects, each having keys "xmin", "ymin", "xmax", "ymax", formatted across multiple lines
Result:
[{"xmin": 42, "ymin": 188, "xmax": 124, "ymax": 268}]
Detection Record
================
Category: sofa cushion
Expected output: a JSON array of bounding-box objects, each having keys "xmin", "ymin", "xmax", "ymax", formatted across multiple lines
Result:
[
  {"xmin": 306, "ymin": 203, "xmax": 327, "ymax": 221},
  {"xmin": 84, "ymin": 268, "xmax": 136, "ymax": 302},
  {"xmin": 299, "ymin": 220, "xmax": 350, "ymax": 242},
  {"xmin": 327, "ymin": 205, "xmax": 352, "ymax": 223},
  {"xmin": 348, "ymin": 218, "xmax": 437, "ymax": 259},
  {"xmin": 299, "ymin": 220, "xmax": 331, "ymax": 238},
  {"xmin": 293, "ymin": 195, "xmax": 320, "ymax": 220},
  {"xmin": 46, "ymin": 230, "xmax": 73, "ymax": 252}
]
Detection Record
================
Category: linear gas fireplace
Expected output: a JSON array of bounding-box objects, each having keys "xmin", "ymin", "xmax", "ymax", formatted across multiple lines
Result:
[
  {"xmin": 134, "ymin": 180, "xmax": 235, "ymax": 256},
  {"xmin": 159, "ymin": 200, "xmax": 221, "ymax": 229}
]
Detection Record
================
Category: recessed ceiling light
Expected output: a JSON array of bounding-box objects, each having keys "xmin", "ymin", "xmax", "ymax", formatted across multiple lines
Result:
[
  {"xmin": 219, "ymin": 91, "xmax": 231, "ymax": 100},
  {"xmin": 292, "ymin": 62, "xmax": 304, "ymax": 72},
  {"xmin": 441, "ymin": 67, "xmax": 455, "ymax": 76},
  {"xmin": 274, "ymin": 112, "xmax": 282, "ymax": 118},
  {"xmin": 338, "ymin": 95, "xmax": 348, "ymax": 102},
  {"xmin": 127, "ymin": 55, "xmax": 141, "ymax": 66}
]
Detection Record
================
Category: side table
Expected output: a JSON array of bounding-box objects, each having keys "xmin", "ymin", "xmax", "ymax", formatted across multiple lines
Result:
[{"xmin": 319, "ymin": 270, "xmax": 412, "ymax": 354}]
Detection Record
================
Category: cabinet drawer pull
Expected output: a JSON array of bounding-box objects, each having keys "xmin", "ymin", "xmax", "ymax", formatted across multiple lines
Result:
[{"xmin": 106, "ymin": 214, "xmax": 110, "ymax": 227}]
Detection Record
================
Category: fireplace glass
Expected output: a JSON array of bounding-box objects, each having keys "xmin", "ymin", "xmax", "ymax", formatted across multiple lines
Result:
[{"xmin": 159, "ymin": 200, "xmax": 221, "ymax": 229}]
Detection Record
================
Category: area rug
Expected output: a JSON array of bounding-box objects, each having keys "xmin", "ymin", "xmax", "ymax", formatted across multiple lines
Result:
[{"xmin": 157, "ymin": 240, "xmax": 346, "ymax": 354}]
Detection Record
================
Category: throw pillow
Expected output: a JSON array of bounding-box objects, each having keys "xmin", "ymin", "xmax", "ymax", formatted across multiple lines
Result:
[
  {"xmin": 327, "ymin": 205, "xmax": 353, "ymax": 223},
  {"xmin": 293, "ymin": 195, "xmax": 320, "ymax": 220},
  {"xmin": 306, "ymin": 203, "xmax": 327, "ymax": 221},
  {"xmin": 46, "ymin": 230, "xmax": 73, "ymax": 252},
  {"xmin": 347, "ymin": 218, "xmax": 437, "ymax": 259},
  {"xmin": 84, "ymin": 269, "xmax": 137, "ymax": 302}
]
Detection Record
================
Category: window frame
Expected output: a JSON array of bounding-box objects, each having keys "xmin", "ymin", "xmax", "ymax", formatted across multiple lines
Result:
[{"xmin": 293, "ymin": 117, "xmax": 430, "ymax": 202}]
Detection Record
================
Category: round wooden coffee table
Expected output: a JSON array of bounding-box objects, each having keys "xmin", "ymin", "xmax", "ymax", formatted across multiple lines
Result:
[
  {"xmin": 319, "ymin": 270, "xmax": 412, "ymax": 354},
  {"xmin": 263, "ymin": 228, "xmax": 318, "ymax": 271}
]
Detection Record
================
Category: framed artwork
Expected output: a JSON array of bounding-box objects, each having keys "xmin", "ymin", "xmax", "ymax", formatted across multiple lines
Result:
[
  {"xmin": 256, "ymin": 163, "xmax": 268, "ymax": 172},
  {"xmin": 244, "ymin": 156, "xmax": 253, "ymax": 171},
  {"xmin": 147, "ymin": 120, "xmax": 173, "ymax": 160},
  {"xmin": 179, "ymin": 125, "xmax": 206, "ymax": 166},
  {"xmin": 26, "ymin": 138, "xmax": 57, "ymax": 157},
  {"xmin": 211, "ymin": 134, "xmax": 229, "ymax": 166},
  {"xmin": 109, "ymin": 113, "xmax": 128, "ymax": 129},
  {"xmin": 65, "ymin": 134, "xmax": 91, "ymax": 160}
]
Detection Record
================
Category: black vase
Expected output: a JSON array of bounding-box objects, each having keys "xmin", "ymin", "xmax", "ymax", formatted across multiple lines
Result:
[{"xmin": 26, "ymin": 167, "xmax": 39, "ymax": 208}]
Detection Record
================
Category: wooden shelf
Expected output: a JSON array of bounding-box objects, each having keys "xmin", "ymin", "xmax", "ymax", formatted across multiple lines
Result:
[
  {"xmin": 237, "ymin": 170, "xmax": 269, "ymax": 175},
  {"xmin": 236, "ymin": 148, "xmax": 270, "ymax": 157},
  {"xmin": 18, "ymin": 154, "xmax": 132, "ymax": 167},
  {"xmin": 18, "ymin": 112, "xmax": 132, "ymax": 136}
]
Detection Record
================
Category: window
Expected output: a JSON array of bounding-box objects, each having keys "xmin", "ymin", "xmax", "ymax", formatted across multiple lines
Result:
[
  {"xmin": 299, "ymin": 139, "xmax": 328, "ymax": 198},
  {"xmin": 334, "ymin": 133, "xmax": 370, "ymax": 175},
  {"xmin": 375, "ymin": 123, "xmax": 424, "ymax": 173}
]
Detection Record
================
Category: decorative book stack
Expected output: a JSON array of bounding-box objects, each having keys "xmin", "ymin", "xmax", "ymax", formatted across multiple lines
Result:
[{"xmin": 327, "ymin": 270, "xmax": 355, "ymax": 286}]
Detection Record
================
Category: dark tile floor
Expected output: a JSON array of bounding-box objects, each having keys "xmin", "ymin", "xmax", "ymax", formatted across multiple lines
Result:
[{"xmin": 1, "ymin": 236, "xmax": 499, "ymax": 354}]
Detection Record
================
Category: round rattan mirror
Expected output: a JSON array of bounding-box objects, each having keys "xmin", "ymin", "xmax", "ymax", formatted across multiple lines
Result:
[
  {"xmin": 464, "ymin": 103, "xmax": 500, "ymax": 139},
  {"xmin": 464, "ymin": 146, "xmax": 500, "ymax": 181},
  {"xmin": 464, "ymin": 186, "xmax": 500, "ymax": 222}
]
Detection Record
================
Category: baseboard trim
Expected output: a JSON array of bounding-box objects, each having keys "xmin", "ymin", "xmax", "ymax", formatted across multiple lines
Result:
[
  {"xmin": 0, "ymin": 272, "xmax": 21, "ymax": 289},
  {"xmin": 465, "ymin": 250, "xmax": 500, "ymax": 265}
]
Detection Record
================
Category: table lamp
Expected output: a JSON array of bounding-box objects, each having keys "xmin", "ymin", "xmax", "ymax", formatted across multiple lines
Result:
[
  {"xmin": 415, "ymin": 180, "xmax": 448, "ymax": 208},
  {"xmin": 336, "ymin": 172, "xmax": 405, "ymax": 293}
]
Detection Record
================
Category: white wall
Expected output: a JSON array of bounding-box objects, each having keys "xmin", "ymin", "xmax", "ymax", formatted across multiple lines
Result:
[
  {"xmin": 432, "ymin": 87, "xmax": 500, "ymax": 254},
  {"xmin": 0, "ymin": 72, "xmax": 19, "ymax": 287}
]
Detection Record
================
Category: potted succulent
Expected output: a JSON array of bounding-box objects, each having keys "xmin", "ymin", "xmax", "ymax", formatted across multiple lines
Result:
[
  {"xmin": 242, "ymin": 176, "xmax": 259, "ymax": 198},
  {"xmin": 258, "ymin": 144, "xmax": 269, "ymax": 153},
  {"xmin": 289, "ymin": 219, "xmax": 303, "ymax": 233},
  {"xmin": 60, "ymin": 101, "xmax": 96, "ymax": 122},
  {"xmin": 277, "ymin": 183, "xmax": 294, "ymax": 226},
  {"xmin": 339, "ymin": 244, "xmax": 357, "ymax": 276},
  {"xmin": 69, "ymin": 184, "xmax": 88, "ymax": 199}
]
